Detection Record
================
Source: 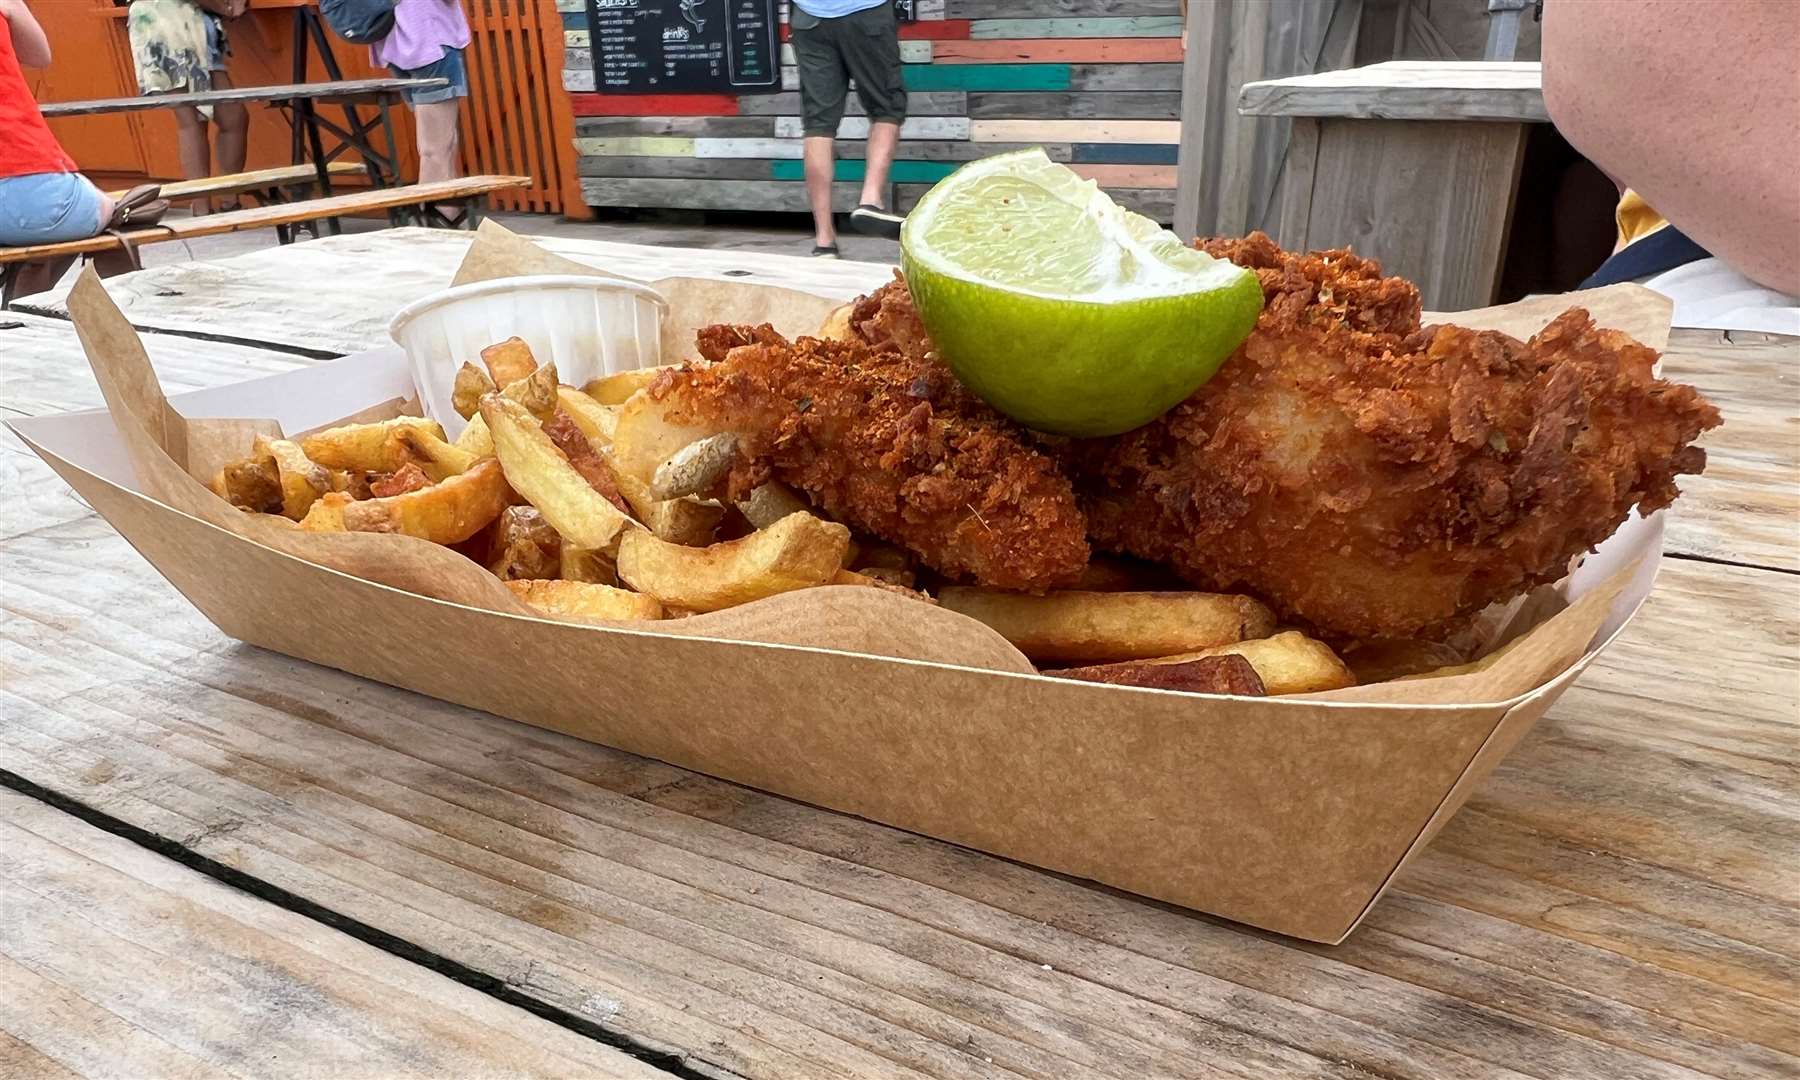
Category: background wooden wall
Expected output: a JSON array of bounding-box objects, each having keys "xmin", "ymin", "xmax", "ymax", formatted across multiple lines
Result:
[{"xmin": 561, "ymin": 0, "xmax": 1186, "ymax": 223}]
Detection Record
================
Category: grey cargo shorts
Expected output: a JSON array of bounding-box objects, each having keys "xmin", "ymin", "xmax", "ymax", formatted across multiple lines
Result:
[{"xmin": 789, "ymin": 4, "xmax": 908, "ymax": 138}]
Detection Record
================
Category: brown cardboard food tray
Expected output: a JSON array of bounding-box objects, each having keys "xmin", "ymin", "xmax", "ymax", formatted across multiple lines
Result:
[{"xmin": 6, "ymin": 237, "xmax": 1673, "ymax": 943}]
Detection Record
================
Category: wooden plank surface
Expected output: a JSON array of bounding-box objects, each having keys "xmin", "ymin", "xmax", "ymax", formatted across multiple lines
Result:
[
  {"xmin": 0, "ymin": 791, "xmax": 666, "ymax": 1080},
  {"xmin": 580, "ymin": 177, "xmax": 871, "ymax": 213},
  {"xmin": 934, "ymin": 38, "xmax": 1183, "ymax": 63},
  {"xmin": 106, "ymin": 162, "xmax": 367, "ymax": 201},
  {"xmin": 1298, "ymin": 118, "xmax": 1525, "ymax": 310},
  {"xmin": 970, "ymin": 16, "xmax": 1183, "ymax": 38},
  {"xmin": 966, "ymin": 90, "xmax": 1180, "ymax": 119},
  {"xmin": 39, "ymin": 78, "xmax": 444, "ymax": 118},
  {"xmin": 11, "ymin": 228, "xmax": 893, "ymax": 356},
  {"xmin": 1239, "ymin": 60, "xmax": 1548, "ymax": 122},
  {"xmin": 0, "ymin": 497, "xmax": 1790, "ymax": 1079},
  {"xmin": 2, "ymin": 241, "xmax": 1795, "ymax": 1078},
  {"xmin": 969, "ymin": 118, "xmax": 1179, "ymax": 143},
  {"xmin": 0, "ymin": 178, "xmax": 530, "ymax": 265}
]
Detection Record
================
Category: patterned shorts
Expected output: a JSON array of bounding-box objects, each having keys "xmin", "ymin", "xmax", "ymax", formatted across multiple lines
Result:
[{"xmin": 127, "ymin": 0, "xmax": 229, "ymax": 96}]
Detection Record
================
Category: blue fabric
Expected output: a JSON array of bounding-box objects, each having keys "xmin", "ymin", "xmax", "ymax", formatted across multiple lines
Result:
[
  {"xmin": 1580, "ymin": 225, "xmax": 1712, "ymax": 289},
  {"xmin": 0, "ymin": 172, "xmax": 108, "ymax": 247},
  {"xmin": 793, "ymin": 0, "xmax": 889, "ymax": 18},
  {"xmin": 389, "ymin": 46, "xmax": 467, "ymax": 105}
]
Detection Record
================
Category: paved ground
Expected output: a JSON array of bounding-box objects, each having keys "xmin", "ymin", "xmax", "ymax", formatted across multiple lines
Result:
[{"xmin": 117, "ymin": 207, "xmax": 901, "ymax": 280}]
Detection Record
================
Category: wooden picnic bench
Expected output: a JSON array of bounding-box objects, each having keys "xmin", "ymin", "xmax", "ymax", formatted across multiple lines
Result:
[
  {"xmin": 43, "ymin": 77, "xmax": 442, "ymax": 196},
  {"xmin": 0, "ymin": 177, "xmax": 530, "ymax": 307},
  {"xmin": 0, "ymin": 229, "xmax": 1794, "ymax": 1078}
]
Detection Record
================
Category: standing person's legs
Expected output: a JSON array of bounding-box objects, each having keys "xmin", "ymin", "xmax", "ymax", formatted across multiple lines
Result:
[
  {"xmin": 414, "ymin": 100, "xmax": 462, "ymax": 183},
  {"xmin": 842, "ymin": 3, "xmax": 909, "ymax": 237},
  {"xmin": 803, "ymin": 137, "xmax": 837, "ymax": 249},
  {"xmin": 208, "ymin": 72, "xmax": 249, "ymax": 183},
  {"xmin": 790, "ymin": 13, "xmax": 851, "ymax": 253},
  {"xmin": 394, "ymin": 48, "xmax": 468, "ymax": 185},
  {"xmin": 861, "ymin": 121, "xmax": 899, "ymax": 209},
  {"xmin": 171, "ymin": 105, "xmax": 213, "ymax": 213}
]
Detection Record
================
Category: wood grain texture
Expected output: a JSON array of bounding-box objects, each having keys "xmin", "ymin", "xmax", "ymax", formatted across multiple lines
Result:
[
  {"xmin": 935, "ymin": 38, "xmax": 1183, "ymax": 63},
  {"xmin": 0, "ymin": 791, "xmax": 664, "ymax": 1080},
  {"xmin": 1067, "ymin": 61, "xmax": 1182, "ymax": 90},
  {"xmin": 12, "ymin": 229, "xmax": 893, "ymax": 355},
  {"xmin": 737, "ymin": 90, "xmax": 967, "ymax": 116},
  {"xmin": 580, "ymin": 155, "xmax": 776, "ymax": 180},
  {"xmin": 575, "ymin": 115, "xmax": 775, "ymax": 138},
  {"xmin": 946, "ymin": 0, "xmax": 1180, "ymax": 17},
  {"xmin": 686, "ymin": 137, "xmax": 1074, "ymax": 161},
  {"xmin": 580, "ymin": 177, "xmax": 871, "ymax": 212},
  {"xmin": 773, "ymin": 116, "xmax": 970, "ymax": 140},
  {"xmin": 38, "ymin": 78, "xmax": 439, "ymax": 117},
  {"xmin": 970, "ymin": 17, "xmax": 1182, "ymax": 38},
  {"xmin": 966, "ymin": 90, "xmax": 1180, "ymax": 119},
  {"xmin": 0, "ymin": 178, "xmax": 529, "ymax": 265},
  {"xmin": 568, "ymin": 92, "xmax": 741, "ymax": 116},
  {"xmin": 105, "ymin": 162, "xmax": 367, "ymax": 201},
  {"xmin": 970, "ymin": 118, "xmax": 1178, "ymax": 143},
  {"xmin": 1239, "ymin": 60, "xmax": 1548, "ymax": 122},
  {"xmin": 1068, "ymin": 163, "xmax": 1178, "ymax": 188},
  {"xmin": 1298, "ymin": 118, "xmax": 1525, "ymax": 310}
]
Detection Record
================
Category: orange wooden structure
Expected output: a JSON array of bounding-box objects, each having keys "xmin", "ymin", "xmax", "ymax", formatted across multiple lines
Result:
[{"xmin": 30, "ymin": 0, "xmax": 581, "ymax": 217}]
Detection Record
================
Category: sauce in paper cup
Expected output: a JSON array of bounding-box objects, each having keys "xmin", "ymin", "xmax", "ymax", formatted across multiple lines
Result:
[{"xmin": 389, "ymin": 274, "xmax": 668, "ymax": 435}]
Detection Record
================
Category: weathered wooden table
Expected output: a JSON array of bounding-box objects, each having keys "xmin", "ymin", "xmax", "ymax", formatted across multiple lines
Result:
[
  {"xmin": 3, "ymin": 230, "xmax": 1796, "ymax": 1078},
  {"xmin": 1238, "ymin": 61, "xmax": 1547, "ymax": 312}
]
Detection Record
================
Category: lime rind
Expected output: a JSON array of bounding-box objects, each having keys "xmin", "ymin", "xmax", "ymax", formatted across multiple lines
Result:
[
  {"xmin": 898, "ymin": 147, "xmax": 1264, "ymax": 437},
  {"xmin": 901, "ymin": 148, "xmax": 1249, "ymax": 303}
]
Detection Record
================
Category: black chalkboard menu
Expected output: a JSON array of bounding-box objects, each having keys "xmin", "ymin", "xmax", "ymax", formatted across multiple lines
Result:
[{"xmin": 585, "ymin": 0, "xmax": 781, "ymax": 94}]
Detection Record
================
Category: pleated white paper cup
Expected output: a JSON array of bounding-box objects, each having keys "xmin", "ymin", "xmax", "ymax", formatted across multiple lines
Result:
[{"xmin": 389, "ymin": 274, "xmax": 668, "ymax": 434}]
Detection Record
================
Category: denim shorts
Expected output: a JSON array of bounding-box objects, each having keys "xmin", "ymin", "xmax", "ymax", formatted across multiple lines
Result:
[
  {"xmin": 390, "ymin": 46, "xmax": 469, "ymax": 106},
  {"xmin": 0, "ymin": 172, "xmax": 109, "ymax": 247}
]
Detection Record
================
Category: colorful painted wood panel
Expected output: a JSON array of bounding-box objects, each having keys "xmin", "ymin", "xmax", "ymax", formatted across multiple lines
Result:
[{"xmin": 570, "ymin": 0, "xmax": 1186, "ymax": 222}]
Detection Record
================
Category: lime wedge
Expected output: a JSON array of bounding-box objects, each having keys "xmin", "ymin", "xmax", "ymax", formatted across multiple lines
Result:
[{"xmin": 899, "ymin": 148, "xmax": 1263, "ymax": 436}]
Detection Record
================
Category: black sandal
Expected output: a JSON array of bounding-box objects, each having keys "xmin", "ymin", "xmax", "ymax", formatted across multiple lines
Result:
[{"xmin": 811, "ymin": 243, "xmax": 840, "ymax": 259}]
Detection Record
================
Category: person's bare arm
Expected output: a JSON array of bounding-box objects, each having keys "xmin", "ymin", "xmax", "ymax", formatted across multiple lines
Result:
[
  {"xmin": 1, "ymin": 0, "xmax": 53, "ymax": 68},
  {"xmin": 1542, "ymin": 0, "xmax": 1800, "ymax": 295}
]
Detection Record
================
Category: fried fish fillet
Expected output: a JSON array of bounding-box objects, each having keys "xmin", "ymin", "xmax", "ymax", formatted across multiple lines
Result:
[
  {"xmin": 642, "ymin": 324, "xmax": 1088, "ymax": 591},
  {"xmin": 1076, "ymin": 235, "xmax": 1722, "ymax": 641}
]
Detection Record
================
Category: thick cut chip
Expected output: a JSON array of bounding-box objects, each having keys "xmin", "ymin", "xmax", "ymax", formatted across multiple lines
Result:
[
  {"xmin": 453, "ymin": 362, "xmax": 497, "ymax": 420},
  {"xmin": 251, "ymin": 435, "xmax": 332, "ymax": 520},
  {"xmin": 1043, "ymin": 654, "xmax": 1266, "ymax": 696},
  {"xmin": 211, "ymin": 454, "xmax": 283, "ymax": 514},
  {"xmin": 937, "ymin": 588, "xmax": 1276, "ymax": 663},
  {"xmin": 481, "ymin": 336, "xmax": 539, "ymax": 388},
  {"xmin": 481, "ymin": 394, "xmax": 636, "ymax": 551},
  {"xmin": 736, "ymin": 481, "xmax": 812, "ymax": 530},
  {"xmin": 559, "ymin": 544, "xmax": 619, "ymax": 586},
  {"xmin": 1143, "ymin": 631, "xmax": 1355, "ymax": 695},
  {"xmin": 556, "ymin": 387, "xmax": 618, "ymax": 446},
  {"xmin": 300, "ymin": 459, "xmax": 509, "ymax": 544},
  {"xmin": 584, "ymin": 366, "xmax": 671, "ymax": 406},
  {"xmin": 489, "ymin": 505, "xmax": 562, "ymax": 580},
  {"xmin": 505, "ymin": 578, "xmax": 663, "ymax": 623},
  {"xmin": 617, "ymin": 511, "xmax": 850, "ymax": 612},
  {"xmin": 300, "ymin": 416, "xmax": 445, "ymax": 472}
]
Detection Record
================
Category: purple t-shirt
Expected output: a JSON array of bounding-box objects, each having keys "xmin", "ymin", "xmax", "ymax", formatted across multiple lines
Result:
[{"xmin": 371, "ymin": 0, "xmax": 471, "ymax": 71}]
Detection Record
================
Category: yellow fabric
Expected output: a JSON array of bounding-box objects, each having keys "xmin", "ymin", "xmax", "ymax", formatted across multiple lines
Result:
[{"xmin": 1614, "ymin": 189, "xmax": 1670, "ymax": 252}]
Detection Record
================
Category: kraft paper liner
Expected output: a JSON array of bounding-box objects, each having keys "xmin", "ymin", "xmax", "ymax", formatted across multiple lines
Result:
[
  {"xmin": 18, "ymin": 238, "xmax": 1678, "ymax": 940},
  {"xmin": 10, "ymin": 424, "xmax": 1523, "ymax": 942}
]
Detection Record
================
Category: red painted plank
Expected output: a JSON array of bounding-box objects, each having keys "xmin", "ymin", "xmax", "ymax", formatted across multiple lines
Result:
[
  {"xmin": 934, "ymin": 38, "xmax": 1183, "ymax": 64},
  {"xmin": 569, "ymin": 93, "xmax": 740, "ymax": 117},
  {"xmin": 779, "ymin": 20, "xmax": 970, "ymax": 41}
]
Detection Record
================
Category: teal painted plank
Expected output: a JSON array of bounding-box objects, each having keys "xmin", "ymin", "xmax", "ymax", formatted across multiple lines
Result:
[
  {"xmin": 904, "ymin": 63, "xmax": 1071, "ymax": 92},
  {"xmin": 771, "ymin": 160, "xmax": 958, "ymax": 183},
  {"xmin": 970, "ymin": 17, "xmax": 1183, "ymax": 38}
]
